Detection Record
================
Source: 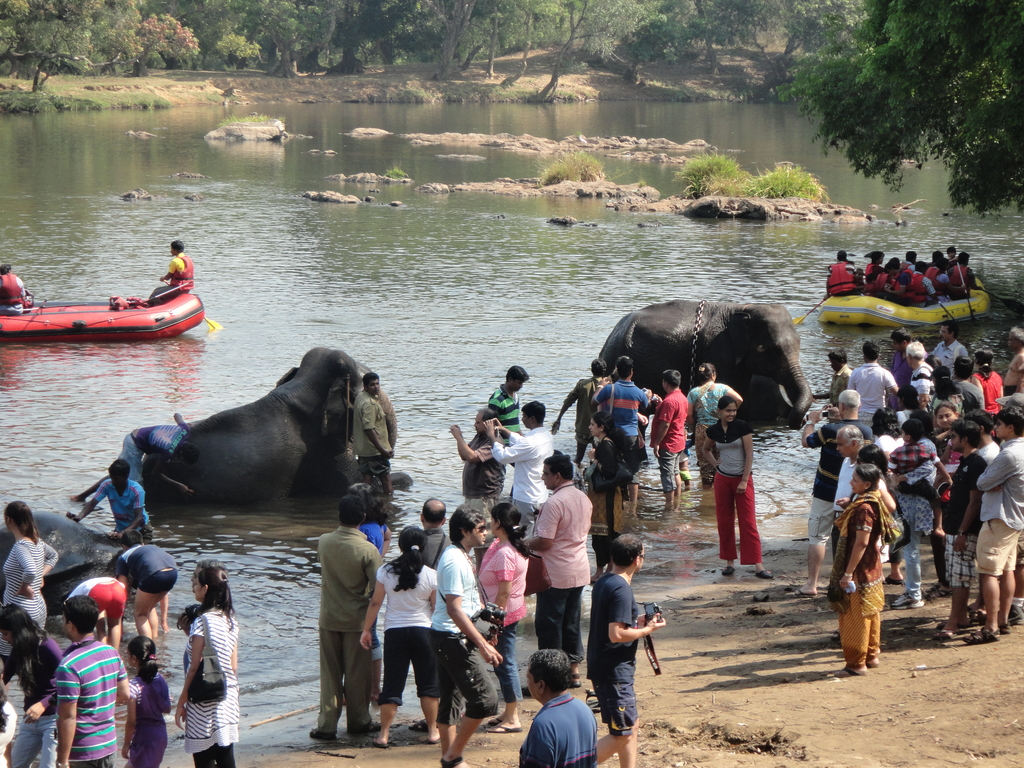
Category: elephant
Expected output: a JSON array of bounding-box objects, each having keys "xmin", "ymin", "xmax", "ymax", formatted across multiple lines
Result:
[
  {"xmin": 599, "ymin": 300, "xmax": 813, "ymax": 428},
  {"xmin": 147, "ymin": 347, "xmax": 407, "ymax": 505},
  {"xmin": 0, "ymin": 512, "xmax": 122, "ymax": 612}
]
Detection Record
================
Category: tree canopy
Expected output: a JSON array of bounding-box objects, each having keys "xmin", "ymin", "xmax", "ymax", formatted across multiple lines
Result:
[{"xmin": 789, "ymin": 0, "xmax": 1024, "ymax": 214}]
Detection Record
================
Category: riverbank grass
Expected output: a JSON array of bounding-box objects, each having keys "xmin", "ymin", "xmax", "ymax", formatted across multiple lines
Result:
[
  {"xmin": 216, "ymin": 113, "xmax": 272, "ymax": 126},
  {"xmin": 539, "ymin": 151, "xmax": 605, "ymax": 185},
  {"xmin": 746, "ymin": 164, "xmax": 828, "ymax": 202}
]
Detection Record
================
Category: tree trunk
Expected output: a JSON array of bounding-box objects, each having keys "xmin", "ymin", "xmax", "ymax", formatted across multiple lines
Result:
[
  {"xmin": 298, "ymin": 47, "xmax": 322, "ymax": 73},
  {"xmin": 500, "ymin": 13, "xmax": 531, "ymax": 87},
  {"xmin": 132, "ymin": 57, "xmax": 149, "ymax": 77},
  {"xmin": 461, "ymin": 43, "xmax": 483, "ymax": 70},
  {"xmin": 377, "ymin": 39, "xmax": 395, "ymax": 66},
  {"xmin": 486, "ymin": 14, "xmax": 498, "ymax": 77},
  {"xmin": 32, "ymin": 65, "xmax": 48, "ymax": 92},
  {"xmin": 431, "ymin": 0, "xmax": 478, "ymax": 80},
  {"xmin": 271, "ymin": 45, "xmax": 298, "ymax": 78},
  {"xmin": 536, "ymin": 12, "xmax": 574, "ymax": 101}
]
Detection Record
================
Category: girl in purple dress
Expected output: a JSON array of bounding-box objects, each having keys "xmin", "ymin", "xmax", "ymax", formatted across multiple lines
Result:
[{"xmin": 123, "ymin": 636, "xmax": 171, "ymax": 768}]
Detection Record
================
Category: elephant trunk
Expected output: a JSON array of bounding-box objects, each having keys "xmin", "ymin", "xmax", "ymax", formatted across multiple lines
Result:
[{"xmin": 782, "ymin": 362, "xmax": 813, "ymax": 429}]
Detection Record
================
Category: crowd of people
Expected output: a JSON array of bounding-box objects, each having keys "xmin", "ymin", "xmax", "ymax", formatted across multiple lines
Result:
[
  {"xmin": 825, "ymin": 247, "xmax": 978, "ymax": 305},
  {"xmin": 804, "ymin": 323, "xmax": 1024, "ymax": 675},
  {"xmin": 0, "ymin": 500, "xmax": 239, "ymax": 768}
]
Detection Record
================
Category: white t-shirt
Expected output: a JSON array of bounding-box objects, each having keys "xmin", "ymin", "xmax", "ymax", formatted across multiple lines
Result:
[
  {"xmin": 431, "ymin": 546, "xmax": 482, "ymax": 634},
  {"xmin": 68, "ymin": 576, "xmax": 122, "ymax": 597},
  {"xmin": 0, "ymin": 701, "xmax": 17, "ymax": 767},
  {"xmin": 979, "ymin": 441, "xmax": 1000, "ymax": 464},
  {"xmin": 875, "ymin": 434, "xmax": 900, "ymax": 457},
  {"xmin": 376, "ymin": 564, "xmax": 436, "ymax": 631},
  {"xmin": 833, "ymin": 458, "xmax": 857, "ymax": 512},
  {"xmin": 848, "ymin": 362, "xmax": 897, "ymax": 417}
]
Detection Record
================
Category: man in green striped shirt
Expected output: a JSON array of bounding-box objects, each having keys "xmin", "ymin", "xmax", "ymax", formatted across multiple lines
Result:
[
  {"xmin": 56, "ymin": 596, "xmax": 129, "ymax": 768},
  {"xmin": 488, "ymin": 365, "xmax": 530, "ymax": 434}
]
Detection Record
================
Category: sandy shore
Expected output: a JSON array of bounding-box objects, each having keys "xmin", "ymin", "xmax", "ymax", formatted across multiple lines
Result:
[{"xmin": 159, "ymin": 532, "xmax": 1024, "ymax": 768}]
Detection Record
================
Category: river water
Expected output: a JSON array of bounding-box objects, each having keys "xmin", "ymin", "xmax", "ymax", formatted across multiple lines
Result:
[{"xmin": 3, "ymin": 100, "xmax": 1024, "ymax": 745}]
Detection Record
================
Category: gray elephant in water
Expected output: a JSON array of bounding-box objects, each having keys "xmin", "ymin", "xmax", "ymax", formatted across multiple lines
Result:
[
  {"xmin": 600, "ymin": 300, "xmax": 812, "ymax": 428},
  {"xmin": 0, "ymin": 512, "xmax": 121, "ymax": 612},
  {"xmin": 147, "ymin": 347, "xmax": 405, "ymax": 504}
]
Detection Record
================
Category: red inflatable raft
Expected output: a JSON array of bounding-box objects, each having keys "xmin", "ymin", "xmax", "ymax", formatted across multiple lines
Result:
[{"xmin": 0, "ymin": 291, "xmax": 206, "ymax": 343}]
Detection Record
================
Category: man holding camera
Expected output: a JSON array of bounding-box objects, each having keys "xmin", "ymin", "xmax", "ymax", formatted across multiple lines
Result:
[
  {"xmin": 430, "ymin": 507, "xmax": 501, "ymax": 768},
  {"xmin": 588, "ymin": 535, "xmax": 664, "ymax": 768}
]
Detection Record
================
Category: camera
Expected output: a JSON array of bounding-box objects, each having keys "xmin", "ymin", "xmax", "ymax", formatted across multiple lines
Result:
[
  {"xmin": 641, "ymin": 601, "xmax": 662, "ymax": 622},
  {"xmin": 472, "ymin": 603, "xmax": 507, "ymax": 628}
]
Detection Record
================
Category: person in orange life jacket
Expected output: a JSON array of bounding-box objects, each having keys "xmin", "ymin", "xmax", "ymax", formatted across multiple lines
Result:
[
  {"xmin": 901, "ymin": 251, "xmax": 918, "ymax": 273},
  {"xmin": 925, "ymin": 252, "xmax": 950, "ymax": 296},
  {"xmin": 878, "ymin": 258, "xmax": 908, "ymax": 303},
  {"xmin": 904, "ymin": 262, "xmax": 938, "ymax": 307},
  {"xmin": 947, "ymin": 252, "xmax": 976, "ymax": 299},
  {"xmin": 826, "ymin": 251, "xmax": 859, "ymax": 296},
  {"xmin": 861, "ymin": 252, "xmax": 886, "ymax": 295},
  {"xmin": 160, "ymin": 240, "xmax": 194, "ymax": 292},
  {"xmin": 0, "ymin": 264, "xmax": 30, "ymax": 315}
]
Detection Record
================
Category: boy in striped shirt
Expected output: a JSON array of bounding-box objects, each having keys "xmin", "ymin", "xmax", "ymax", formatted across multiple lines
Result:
[{"xmin": 56, "ymin": 596, "xmax": 128, "ymax": 768}]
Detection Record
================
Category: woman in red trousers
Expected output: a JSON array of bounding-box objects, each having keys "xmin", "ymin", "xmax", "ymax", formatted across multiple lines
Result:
[{"xmin": 702, "ymin": 395, "xmax": 772, "ymax": 579}]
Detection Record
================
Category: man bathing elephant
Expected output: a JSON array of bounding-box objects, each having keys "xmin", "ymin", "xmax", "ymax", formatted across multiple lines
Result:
[{"xmin": 600, "ymin": 300, "xmax": 812, "ymax": 429}]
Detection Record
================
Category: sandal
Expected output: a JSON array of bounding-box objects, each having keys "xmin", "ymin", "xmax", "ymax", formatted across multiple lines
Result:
[
  {"xmin": 884, "ymin": 576, "xmax": 905, "ymax": 586},
  {"xmin": 486, "ymin": 725, "xmax": 523, "ymax": 734},
  {"xmin": 409, "ymin": 720, "xmax": 429, "ymax": 732},
  {"xmin": 964, "ymin": 628, "xmax": 1000, "ymax": 645},
  {"xmin": 441, "ymin": 757, "xmax": 465, "ymax": 768},
  {"xmin": 935, "ymin": 622, "xmax": 971, "ymax": 631},
  {"xmin": 755, "ymin": 570, "xmax": 774, "ymax": 579},
  {"xmin": 833, "ymin": 667, "xmax": 865, "ymax": 677},
  {"xmin": 721, "ymin": 566, "xmax": 735, "ymax": 576},
  {"xmin": 932, "ymin": 630, "xmax": 956, "ymax": 640},
  {"xmin": 1000, "ymin": 624, "xmax": 1012, "ymax": 635}
]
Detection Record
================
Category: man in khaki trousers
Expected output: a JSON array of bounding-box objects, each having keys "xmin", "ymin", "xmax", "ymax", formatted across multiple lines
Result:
[{"xmin": 310, "ymin": 494, "xmax": 383, "ymax": 739}]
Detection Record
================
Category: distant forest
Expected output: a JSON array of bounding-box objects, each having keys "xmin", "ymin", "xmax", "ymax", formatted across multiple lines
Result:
[{"xmin": 1, "ymin": 0, "xmax": 862, "ymax": 93}]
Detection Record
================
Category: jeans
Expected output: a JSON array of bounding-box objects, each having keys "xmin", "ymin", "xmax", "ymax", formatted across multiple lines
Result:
[
  {"xmin": 11, "ymin": 713, "xmax": 57, "ymax": 768},
  {"xmin": 535, "ymin": 587, "xmax": 584, "ymax": 663},
  {"xmin": 493, "ymin": 621, "xmax": 521, "ymax": 704},
  {"xmin": 903, "ymin": 530, "xmax": 924, "ymax": 600}
]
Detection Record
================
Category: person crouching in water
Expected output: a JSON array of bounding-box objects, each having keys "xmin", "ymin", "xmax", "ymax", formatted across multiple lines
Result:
[{"xmin": 829, "ymin": 463, "xmax": 896, "ymax": 677}]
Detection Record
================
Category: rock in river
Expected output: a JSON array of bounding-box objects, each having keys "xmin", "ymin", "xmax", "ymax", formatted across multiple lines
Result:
[
  {"xmin": 302, "ymin": 191, "xmax": 362, "ymax": 204},
  {"xmin": 204, "ymin": 119, "xmax": 287, "ymax": 142}
]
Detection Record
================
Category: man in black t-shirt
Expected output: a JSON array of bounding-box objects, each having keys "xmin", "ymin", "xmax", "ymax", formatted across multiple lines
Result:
[
  {"xmin": 587, "ymin": 535, "xmax": 665, "ymax": 768},
  {"xmin": 936, "ymin": 419, "xmax": 988, "ymax": 639}
]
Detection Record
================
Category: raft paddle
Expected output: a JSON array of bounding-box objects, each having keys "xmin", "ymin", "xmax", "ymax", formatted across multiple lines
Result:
[
  {"xmin": 205, "ymin": 317, "xmax": 224, "ymax": 331},
  {"xmin": 993, "ymin": 294, "xmax": 1024, "ymax": 316},
  {"xmin": 793, "ymin": 296, "xmax": 828, "ymax": 325}
]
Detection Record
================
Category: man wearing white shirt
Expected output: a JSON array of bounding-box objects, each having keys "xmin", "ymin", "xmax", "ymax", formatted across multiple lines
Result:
[
  {"xmin": 847, "ymin": 341, "xmax": 898, "ymax": 420},
  {"xmin": 487, "ymin": 400, "xmax": 554, "ymax": 531},
  {"xmin": 933, "ymin": 320, "xmax": 969, "ymax": 369}
]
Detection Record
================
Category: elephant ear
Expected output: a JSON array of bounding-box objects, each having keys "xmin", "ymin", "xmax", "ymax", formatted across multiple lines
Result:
[
  {"xmin": 323, "ymin": 376, "xmax": 355, "ymax": 437},
  {"xmin": 275, "ymin": 367, "xmax": 299, "ymax": 388},
  {"xmin": 726, "ymin": 311, "xmax": 752, "ymax": 366}
]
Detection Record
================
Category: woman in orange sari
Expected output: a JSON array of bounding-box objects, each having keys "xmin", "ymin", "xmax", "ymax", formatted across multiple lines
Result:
[{"xmin": 829, "ymin": 463, "xmax": 897, "ymax": 677}]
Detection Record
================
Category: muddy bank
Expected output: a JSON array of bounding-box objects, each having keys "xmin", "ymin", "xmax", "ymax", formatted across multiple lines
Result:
[{"xmin": 163, "ymin": 535, "xmax": 1024, "ymax": 768}]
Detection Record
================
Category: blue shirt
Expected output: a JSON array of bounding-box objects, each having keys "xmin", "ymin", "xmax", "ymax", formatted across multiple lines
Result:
[
  {"xmin": 593, "ymin": 381, "xmax": 649, "ymax": 437},
  {"xmin": 93, "ymin": 478, "xmax": 149, "ymax": 530},
  {"xmin": 132, "ymin": 424, "xmax": 189, "ymax": 457},
  {"xmin": 519, "ymin": 692, "xmax": 597, "ymax": 768},
  {"xmin": 431, "ymin": 545, "xmax": 481, "ymax": 634},
  {"xmin": 359, "ymin": 522, "xmax": 386, "ymax": 555}
]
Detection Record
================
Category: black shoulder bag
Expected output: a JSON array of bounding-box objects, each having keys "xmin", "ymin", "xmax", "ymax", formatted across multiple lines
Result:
[{"xmin": 187, "ymin": 614, "xmax": 227, "ymax": 704}]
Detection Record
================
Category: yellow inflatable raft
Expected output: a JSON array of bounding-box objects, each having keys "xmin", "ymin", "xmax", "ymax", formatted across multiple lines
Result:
[{"xmin": 819, "ymin": 290, "xmax": 990, "ymax": 327}]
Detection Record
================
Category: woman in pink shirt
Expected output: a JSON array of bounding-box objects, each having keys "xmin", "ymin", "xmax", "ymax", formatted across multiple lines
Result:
[{"xmin": 478, "ymin": 502, "xmax": 529, "ymax": 734}]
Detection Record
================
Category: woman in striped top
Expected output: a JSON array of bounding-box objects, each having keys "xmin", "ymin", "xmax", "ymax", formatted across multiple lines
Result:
[
  {"xmin": 1, "ymin": 503, "xmax": 58, "ymax": 658},
  {"xmin": 174, "ymin": 563, "xmax": 239, "ymax": 768}
]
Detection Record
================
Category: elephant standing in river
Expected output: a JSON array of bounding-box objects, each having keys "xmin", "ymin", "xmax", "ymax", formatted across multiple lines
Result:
[
  {"xmin": 599, "ymin": 300, "xmax": 812, "ymax": 428},
  {"xmin": 147, "ymin": 347, "xmax": 400, "ymax": 504}
]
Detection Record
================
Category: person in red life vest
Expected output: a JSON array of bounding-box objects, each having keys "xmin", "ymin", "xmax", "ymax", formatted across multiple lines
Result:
[
  {"xmin": 946, "ymin": 252, "xmax": 976, "ymax": 299},
  {"xmin": 826, "ymin": 250, "xmax": 859, "ymax": 296},
  {"xmin": 160, "ymin": 240, "xmax": 194, "ymax": 292},
  {"xmin": 862, "ymin": 252, "xmax": 887, "ymax": 296},
  {"xmin": 879, "ymin": 258, "xmax": 910, "ymax": 303},
  {"xmin": 0, "ymin": 263, "xmax": 30, "ymax": 315},
  {"xmin": 924, "ymin": 252, "xmax": 950, "ymax": 296},
  {"xmin": 946, "ymin": 245, "xmax": 958, "ymax": 265},
  {"xmin": 901, "ymin": 250, "xmax": 918, "ymax": 273},
  {"xmin": 903, "ymin": 262, "xmax": 938, "ymax": 307}
]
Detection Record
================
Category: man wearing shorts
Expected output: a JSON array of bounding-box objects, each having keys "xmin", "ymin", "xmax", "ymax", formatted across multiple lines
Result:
[
  {"xmin": 353, "ymin": 372, "xmax": 395, "ymax": 495},
  {"xmin": 649, "ymin": 369, "xmax": 689, "ymax": 511},
  {"xmin": 592, "ymin": 357, "xmax": 652, "ymax": 510},
  {"xmin": 936, "ymin": 419, "xmax": 987, "ymax": 639},
  {"xmin": 67, "ymin": 578, "xmax": 128, "ymax": 650},
  {"xmin": 970, "ymin": 407, "xmax": 1024, "ymax": 644},
  {"xmin": 587, "ymin": 535, "xmax": 664, "ymax": 768}
]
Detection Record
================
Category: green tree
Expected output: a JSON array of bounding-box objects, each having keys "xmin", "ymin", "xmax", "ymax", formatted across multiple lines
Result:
[
  {"xmin": 789, "ymin": 0, "xmax": 1024, "ymax": 213},
  {"xmin": 131, "ymin": 15, "xmax": 200, "ymax": 75}
]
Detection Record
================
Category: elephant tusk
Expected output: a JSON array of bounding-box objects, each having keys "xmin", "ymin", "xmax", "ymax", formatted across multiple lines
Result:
[{"xmin": 778, "ymin": 383, "xmax": 793, "ymax": 408}]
